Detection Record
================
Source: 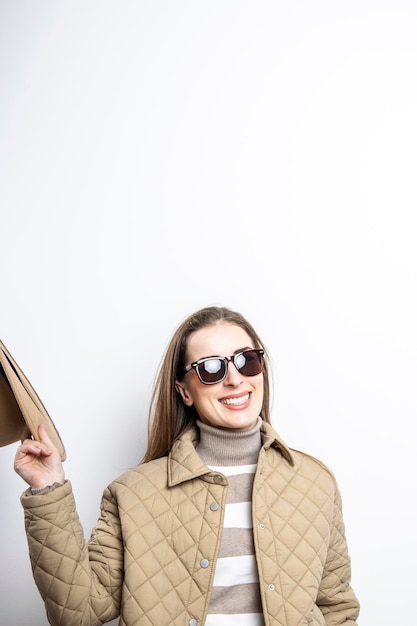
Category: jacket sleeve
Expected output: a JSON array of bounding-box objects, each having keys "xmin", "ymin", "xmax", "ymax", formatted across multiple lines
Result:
[
  {"xmin": 21, "ymin": 480, "xmax": 123, "ymax": 626},
  {"xmin": 317, "ymin": 483, "xmax": 360, "ymax": 625}
]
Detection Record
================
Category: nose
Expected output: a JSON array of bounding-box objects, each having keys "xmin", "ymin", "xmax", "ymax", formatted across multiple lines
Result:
[{"xmin": 224, "ymin": 360, "xmax": 243, "ymax": 385}]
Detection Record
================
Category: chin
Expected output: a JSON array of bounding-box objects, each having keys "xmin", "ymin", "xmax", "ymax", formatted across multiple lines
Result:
[{"xmin": 227, "ymin": 417, "xmax": 258, "ymax": 431}]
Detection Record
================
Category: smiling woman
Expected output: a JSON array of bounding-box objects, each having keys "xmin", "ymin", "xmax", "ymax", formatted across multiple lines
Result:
[
  {"xmin": 14, "ymin": 306, "xmax": 360, "ymax": 626},
  {"xmin": 175, "ymin": 322, "xmax": 265, "ymax": 431}
]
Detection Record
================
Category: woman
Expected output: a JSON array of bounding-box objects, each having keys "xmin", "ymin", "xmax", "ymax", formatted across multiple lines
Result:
[{"xmin": 14, "ymin": 306, "xmax": 360, "ymax": 626}]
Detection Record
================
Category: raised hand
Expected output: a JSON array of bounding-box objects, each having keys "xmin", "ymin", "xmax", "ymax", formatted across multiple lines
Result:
[{"xmin": 14, "ymin": 423, "xmax": 65, "ymax": 490}]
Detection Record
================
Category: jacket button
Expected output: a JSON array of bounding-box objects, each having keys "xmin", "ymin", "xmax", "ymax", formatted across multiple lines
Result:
[
  {"xmin": 210, "ymin": 502, "xmax": 219, "ymax": 511},
  {"xmin": 214, "ymin": 475, "xmax": 222, "ymax": 484},
  {"xmin": 200, "ymin": 559, "xmax": 209, "ymax": 568},
  {"xmin": 189, "ymin": 620, "xmax": 198, "ymax": 626},
  {"xmin": 259, "ymin": 523, "xmax": 265, "ymax": 529},
  {"xmin": 268, "ymin": 584, "xmax": 275, "ymax": 591}
]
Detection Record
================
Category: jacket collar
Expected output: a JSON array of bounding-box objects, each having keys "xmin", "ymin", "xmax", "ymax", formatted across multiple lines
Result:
[
  {"xmin": 168, "ymin": 420, "xmax": 294, "ymax": 487},
  {"xmin": 260, "ymin": 420, "xmax": 294, "ymax": 466}
]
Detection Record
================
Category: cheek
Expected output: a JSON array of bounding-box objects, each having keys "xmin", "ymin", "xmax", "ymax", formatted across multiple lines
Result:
[
  {"xmin": 254, "ymin": 377, "xmax": 264, "ymax": 402},
  {"xmin": 189, "ymin": 385, "xmax": 216, "ymax": 410},
  {"xmin": 181, "ymin": 378, "xmax": 211, "ymax": 407}
]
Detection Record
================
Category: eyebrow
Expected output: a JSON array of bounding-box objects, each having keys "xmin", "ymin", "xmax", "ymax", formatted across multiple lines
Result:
[{"xmin": 194, "ymin": 346, "xmax": 254, "ymax": 361}]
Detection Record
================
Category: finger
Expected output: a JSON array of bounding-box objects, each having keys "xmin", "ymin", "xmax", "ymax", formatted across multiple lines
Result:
[
  {"xmin": 16, "ymin": 440, "xmax": 48, "ymax": 458},
  {"xmin": 37, "ymin": 424, "xmax": 55, "ymax": 451}
]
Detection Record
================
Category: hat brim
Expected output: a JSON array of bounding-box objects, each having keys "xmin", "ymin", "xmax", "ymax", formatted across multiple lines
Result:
[{"xmin": 0, "ymin": 341, "xmax": 66, "ymax": 461}]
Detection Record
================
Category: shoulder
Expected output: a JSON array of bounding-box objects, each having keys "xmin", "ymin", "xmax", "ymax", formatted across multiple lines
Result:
[
  {"xmin": 289, "ymin": 448, "xmax": 336, "ymax": 480},
  {"xmin": 105, "ymin": 456, "xmax": 169, "ymax": 497},
  {"xmin": 263, "ymin": 441, "xmax": 340, "ymax": 500},
  {"xmin": 262, "ymin": 421, "xmax": 338, "ymax": 483},
  {"xmin": 285, "ymin": 448, "xmax": 342, "ymax": 503}
]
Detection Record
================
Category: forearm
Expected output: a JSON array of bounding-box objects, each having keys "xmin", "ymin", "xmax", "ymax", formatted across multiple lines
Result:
[{"xmin": 21, "ymin": 481, "xmax": 121, "ymax": 626}]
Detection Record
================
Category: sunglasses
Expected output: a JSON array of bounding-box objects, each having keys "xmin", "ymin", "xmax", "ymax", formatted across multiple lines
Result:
[{"xmin": 182, "ymin": 349, "xmax": 264, "ymax": 385}]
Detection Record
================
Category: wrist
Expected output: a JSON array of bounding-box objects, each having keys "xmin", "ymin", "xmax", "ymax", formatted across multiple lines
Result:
[
  {"xmin": 30, "ymin": 481, "xmax": 64, "ymax": 495},
  {"xmin": 29, "ymin": 471, "xmax": 65, "ymax": 492}
]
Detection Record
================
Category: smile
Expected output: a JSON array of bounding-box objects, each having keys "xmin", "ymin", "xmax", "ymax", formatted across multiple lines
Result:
[{"xmin": 220, "ymin": 392, "xmax": 250, "ymax": 406}]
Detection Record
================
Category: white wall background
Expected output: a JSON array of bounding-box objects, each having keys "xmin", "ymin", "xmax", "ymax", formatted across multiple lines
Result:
[{"xmin": 1, "ymin": 1, "xmax": 416, "ymax": 624}]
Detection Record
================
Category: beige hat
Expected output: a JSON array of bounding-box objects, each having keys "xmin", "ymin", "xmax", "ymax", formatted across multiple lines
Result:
[{"xmin": 0, "ymin": 340, "xmax": 66, "ymax": 461}]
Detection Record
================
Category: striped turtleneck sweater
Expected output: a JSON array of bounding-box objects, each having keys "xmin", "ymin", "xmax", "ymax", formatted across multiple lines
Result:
[{"xmin": 196, "ymin": 418, "xmax": 264, "ymax": 626}]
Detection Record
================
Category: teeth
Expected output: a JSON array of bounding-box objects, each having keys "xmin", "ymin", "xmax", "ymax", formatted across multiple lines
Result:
[{"xmin": 221, "ymin": 393, "xmax": 250, "ymax": 406}]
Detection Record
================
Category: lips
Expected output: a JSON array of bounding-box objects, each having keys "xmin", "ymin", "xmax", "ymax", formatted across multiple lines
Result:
[{"xmin": 220, "ymin": 392, "xmax": 250, "ymax": 406}]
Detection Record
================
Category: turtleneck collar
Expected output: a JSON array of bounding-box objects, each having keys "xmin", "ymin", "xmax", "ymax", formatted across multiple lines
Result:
[{"xmin": 195, "ymin": 417, "xmax": 262, "ymax": 466}]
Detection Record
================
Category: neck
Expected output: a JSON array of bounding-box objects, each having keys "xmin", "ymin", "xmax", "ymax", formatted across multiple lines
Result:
[{"xmin": 196, "ymin": 417, "xmax": 262, "ymax": 466}]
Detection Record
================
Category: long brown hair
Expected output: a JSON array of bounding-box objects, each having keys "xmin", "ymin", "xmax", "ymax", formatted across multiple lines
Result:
[{"xmin": 142, "ymin": 306, "xmax": 272, "ymax": 463}]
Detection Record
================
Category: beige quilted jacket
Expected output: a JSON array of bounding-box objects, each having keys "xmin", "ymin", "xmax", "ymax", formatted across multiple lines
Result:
[{"xmin": 21, "ymin": 422, "xmax": 359, "ymax": 626}]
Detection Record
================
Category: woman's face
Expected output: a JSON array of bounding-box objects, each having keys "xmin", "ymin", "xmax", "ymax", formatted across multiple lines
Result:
[{"xmin": 175, "ymin": 322, "xmax": 264, "ymax": 431}]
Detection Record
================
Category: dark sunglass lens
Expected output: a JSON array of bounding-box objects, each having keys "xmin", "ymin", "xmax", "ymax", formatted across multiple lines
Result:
[
  {"xmin": 199, "ymin": 358, "xmax": 226, "ymax": 383},
  {"xmin": 237, "ymin": 350, "xmax": 263, "ymax": 376}
]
